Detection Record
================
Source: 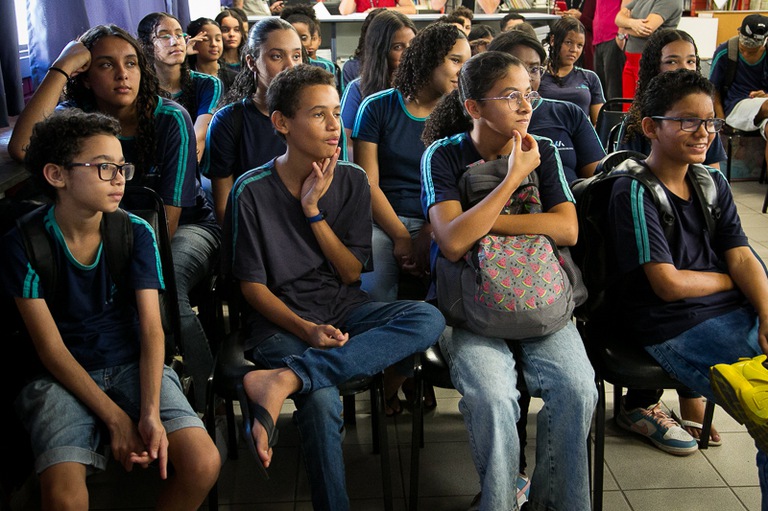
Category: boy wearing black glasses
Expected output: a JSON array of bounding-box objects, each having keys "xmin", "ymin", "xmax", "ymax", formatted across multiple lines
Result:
[
  {"xmin": 605, "ymin": 70, "xmax": 768, "ymax": 503},
  {"xmin": 0, "ymin": 109, "xmax": 220, "ymax": 510}
]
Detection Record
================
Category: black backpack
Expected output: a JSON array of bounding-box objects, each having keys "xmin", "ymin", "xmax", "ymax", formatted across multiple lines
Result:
[
  {"xmin": 16, "ymin": 206, "xmax": 134, "ymax": 299},
  {"xmin": 8, "ymin": 206, "xmax": 134, "ymax": 378},
  {"xmin": 570, "ymin": 154, "xmax": 721, "ymax": 322}
]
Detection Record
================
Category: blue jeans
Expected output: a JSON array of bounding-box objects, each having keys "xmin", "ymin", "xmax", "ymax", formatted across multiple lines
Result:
[
  {"xmin": 247, "ymin": 300, "xmax": 445, "ymax": 511},
  {"xmin": 360, "ymin": 217, "xmax": 425, "ymax": 302},
  {"xmin": 644, "ymin": 306, "xmax": 768, "ymax": 510},
  {"xmin": 171, "ymin": 223, "xmax": 221, "ymax": 411},
  {"xmin": 441, "ymin": 322, "xmax": 597, "ymax": 511}
]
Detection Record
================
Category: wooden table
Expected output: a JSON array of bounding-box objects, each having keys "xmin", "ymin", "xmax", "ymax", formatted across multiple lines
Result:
[{"xmin": 0, "ymin": 128, "xmax": 29, "ymax": 200}]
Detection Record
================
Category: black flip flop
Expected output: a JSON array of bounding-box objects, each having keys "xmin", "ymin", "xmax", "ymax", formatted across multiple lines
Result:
[{"xmin": 237, "ymin": 386, "xmax": 280, "ymax": 480}]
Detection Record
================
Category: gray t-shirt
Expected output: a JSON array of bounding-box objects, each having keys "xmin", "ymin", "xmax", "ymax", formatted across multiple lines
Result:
[
  {"xmin": 229, "ymin": 159, "xmax": 373, "ymax": 349},
  {"xmin": 625, "ymin": 0, "xmax": 682, "ymax": 54}
]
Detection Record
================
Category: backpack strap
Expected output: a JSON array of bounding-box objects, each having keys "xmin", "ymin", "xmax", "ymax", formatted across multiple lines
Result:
[
  {"xmin": 687, "ymin": 164, "xmax": 721, "ymax": 236},
  {"xmin": 101, "ymin": 208, "xmax": 134, "ymax": 295},
  {"xmin": 722, "ymin": 36, "xmax": 740, "ymax": 101},
  {"xmin": 613, "ymin": 158, "xmax": 676, "ymax": 239},
  {"xmin": 16, "ymin": 206, "xmax": 57, "ymax": 293}
]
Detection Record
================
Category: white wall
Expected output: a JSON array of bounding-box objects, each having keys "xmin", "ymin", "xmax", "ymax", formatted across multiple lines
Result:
[{"xmin": 188, "ymin": 0, "xmax": 223, "ymax": 21}]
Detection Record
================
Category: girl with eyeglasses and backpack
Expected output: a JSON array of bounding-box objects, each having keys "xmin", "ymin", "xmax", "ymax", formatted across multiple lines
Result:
[{"xmin": 420, "ymin": 50, "xmax": 596, "ymax": 511}]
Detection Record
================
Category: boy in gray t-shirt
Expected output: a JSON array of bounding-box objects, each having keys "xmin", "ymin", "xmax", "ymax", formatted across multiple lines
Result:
[{"xmin": 227, "ymin": 64, "xmax": 445, "ymax": 511}]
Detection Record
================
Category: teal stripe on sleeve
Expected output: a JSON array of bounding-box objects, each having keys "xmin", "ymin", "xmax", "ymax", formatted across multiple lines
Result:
[
  {"xmin": 129, "ymin": 214, "xmax": 165, "ymax": 290},
  {"xmin": 230, "ymin": 166, "xmax": 274, "ymax": 266},
  {"xmin": 630, "ymin": 180, "xmax": 650, "ymax": 264},
  {"xmin": 22, "ymin": 263, "xmax": 40, "ymax": 298},
  {"xmin": 157, "ymin": 99, "xmax": 190, "ymax": 205}
]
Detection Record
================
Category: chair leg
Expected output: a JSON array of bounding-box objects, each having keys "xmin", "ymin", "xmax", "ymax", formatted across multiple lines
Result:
[
  {"xmin": 762, "ymin": 185, "xmax": 768, "ymax": 214},
  {"xmin": 207, "ymin": 481, "xmax": 219, "ymax": 510},
  {"xmin": 374, "ymin": 375, "xmax": 394, "ymax": 511},
  {"xmin": 343, "ymin": 394, "xmax": 357, "ymax": 426},
  {"xmin": 593, "ymin": 379, "xmax": 606, "ymax": 511},
  {"xmin": 371, "ymin": 384, "xmax": 380, "ymax": 455},
  {"xmin": 698, "ymin": 399, "xmax": 716, "ymax": 450},
  {"xmin": 225, "ymin": 398, "xmax": 238, "ymax": 460},
  {"xmin": 409, "ymin": 362, "xmax": 425, "ymax": 511}
]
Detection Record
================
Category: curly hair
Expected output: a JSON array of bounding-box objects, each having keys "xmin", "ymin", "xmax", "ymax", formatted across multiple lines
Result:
[
  {"xmin": 222, "ymin": 18, "xmax": 302, "ymax": 106},
  {"xmin": 437, "ymin": 14, "xmax": 466, "ymax": 27},
  {"xmin": 266, "ymin": 64, "xmax": 336, "ymax": 140},
  {"xmin": 625, "ymin": 29, "xmax": 700, "ymax": 140},
  {"xmin": 422, "ymin": 51, "xmax": 523, "ymax": 145},
  {"xmin": 454, "ymin": 5, "xmax": 474, "ymax": 21},
  {"xmin": 281, "ymin": 4, "xmax": 318, "ymax": 34},
  {"xmin": 546, "ymin": 16, "xmax": 585, "ymax": 85},
  {"xmin": 352, "ymin": 8, "xmax": 387, "ymax": 61},
  {"xmin": 639, "ymin": 69, "xmax": 713, "ymax": 119},
  {"xmin": 25, "ymin": 109, "xmax": 122, "ymax": 200},
  {"xmin": 65, "ymin": 25, "xmax": 159, "ymax": 176},
  {"xmin": 186, "ymin": 17, "xmax": 220, "ymax": 71},
  {"xmin": 137, "ymin": 12, "xmax": 196, "ymax": 118},
  {"xmin": 359, "ymin": 11, "xmax": 417, "ymax": 97},
  {"xmin": 393, "ymin": 23, "xmax": 467, "ymax": 100},
  {"xmin": 215, "ymin": 9, "xmax": 247, "ymax": 57}
]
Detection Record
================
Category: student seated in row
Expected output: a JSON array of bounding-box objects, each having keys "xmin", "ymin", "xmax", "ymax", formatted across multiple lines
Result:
[
  {"xmin": 604, "ymin": 68, "xmax": 768, "ymax": 508},
  {"xmin": 615, "ymin": 28, "xmax": 727, "ymax": 454},
  {"xmin": 8, "ymin": 25, "xmax": 222, "ymax": 413},
  {"xmin": 229, "ymin": 64, "xmax": 445, "ymax": 511},
  {"xmin": 1, "ymin": 109, "xmax": 220, "ymax": 510}
]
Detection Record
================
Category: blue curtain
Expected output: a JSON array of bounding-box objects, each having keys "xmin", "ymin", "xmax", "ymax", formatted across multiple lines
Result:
[
  {"xmin": 27, "ymin": 0, "xmax": 193, "ymax": 88},
  {"xmin": 0, "ymin": 0, "xmax": 24, "ymax": 127}
]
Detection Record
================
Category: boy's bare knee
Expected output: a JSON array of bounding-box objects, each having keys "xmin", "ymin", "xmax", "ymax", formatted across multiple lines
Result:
[{"xmin": 40, "ymin": 464, "xmax": 88, "ymax": 511}]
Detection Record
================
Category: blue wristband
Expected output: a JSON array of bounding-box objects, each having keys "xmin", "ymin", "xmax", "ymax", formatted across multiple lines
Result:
[{"xmin": 306, "ymin": 210, "xmax": 327, "ymax": 224}]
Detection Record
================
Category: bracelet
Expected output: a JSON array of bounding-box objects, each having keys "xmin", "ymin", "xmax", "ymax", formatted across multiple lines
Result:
[
  {"xmin": 48, "ymin": 66, "xmax": 70, "ymax": 80},
  {"xmin": 306, "ymin": 210, "xmax": 327, "ymax": 224}
]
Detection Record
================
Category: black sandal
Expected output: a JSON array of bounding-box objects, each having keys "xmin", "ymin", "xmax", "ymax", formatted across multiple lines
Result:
[{"xmin": 237, "ymin": 386, "xmax": 280, "ymax": 479}]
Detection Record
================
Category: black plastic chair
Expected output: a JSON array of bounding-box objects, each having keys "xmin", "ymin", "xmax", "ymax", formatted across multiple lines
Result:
[
  {"xmin": 579, "ymin": 320, "xmax": 715, "ymax": 511},
  {"xmin": 594, "ymin": 99, "xmax": 633, "ymax": 152},
  {"xmin": 123, "ymin": 186, "xmax": 184, "ymax": 367}
]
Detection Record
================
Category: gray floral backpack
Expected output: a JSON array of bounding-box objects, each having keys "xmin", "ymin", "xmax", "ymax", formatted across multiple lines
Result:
[{"xmin": 435, "ymin": 157, "xmax": 585, "ymax": 339}]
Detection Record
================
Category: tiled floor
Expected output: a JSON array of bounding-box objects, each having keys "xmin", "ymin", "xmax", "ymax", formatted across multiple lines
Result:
[{"xmin": 7, "ymin": 181, "xmax": 768, "ymax": 511}]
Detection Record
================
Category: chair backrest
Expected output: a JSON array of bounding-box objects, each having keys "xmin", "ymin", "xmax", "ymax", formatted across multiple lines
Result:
[
  {"xmin": 123, "ymin": 186, "xmax": 183, "ymax": 365},
  {"xmin": 595, "ymin": 98, "xmax": 633, "ymax": 151}
]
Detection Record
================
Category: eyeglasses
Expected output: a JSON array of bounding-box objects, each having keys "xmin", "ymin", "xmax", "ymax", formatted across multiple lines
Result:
[
  {"xmin": 154, "ymin": 33, "xmax": 187, "ymax": 45},
  {"xmin": 526, "ymin": 66, "xmax": 546, "ymax": 77},
  {"xmin": 650, "ymin": 116, "xmax": 725, "ymax": 133},
  {"xmin": 476, "ymin": 90, "xmax": 541, "ymax": 110},
  {"xmin": 68, "ymin": 162, "xmax": 135, "ymax": 181}
]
